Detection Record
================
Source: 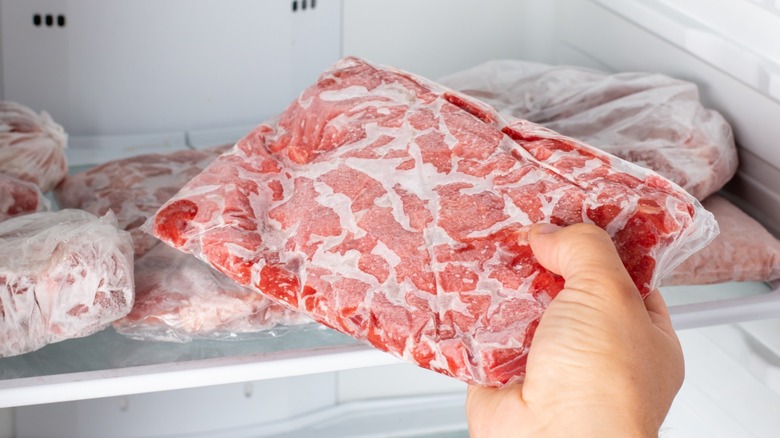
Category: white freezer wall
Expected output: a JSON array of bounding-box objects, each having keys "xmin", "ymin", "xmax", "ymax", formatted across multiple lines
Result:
[
  {"xmin": 1, "ymin": 0, "xmax": 550, "ymax": 139},
  {"xmin": 342, "ymin": 0, "xmax": 558, "ymax": 79},
  {"xmin": 0, "ymin": 0, "xmax": 343, "ymax": 137}
]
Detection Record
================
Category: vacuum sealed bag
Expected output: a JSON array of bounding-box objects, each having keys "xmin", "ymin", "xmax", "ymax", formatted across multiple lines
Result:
[
  {"xmin": 0, "ymin": 209, "xmax": 134, "ymax": 357},
  {"xmin": 0, "ymin": 173, "xmax": 49, "ymax": 221},
  {"xmin": 114, "ymin": 243, "xmax": 311, "ymax": 342},
  {"xmin": 0, "ymin": 101, "xmax": 68, "ymax": 192},
  {"xmin": 438, "ymin": 60, "xmax": 738, "ymax": 200},
  {"xmin": 148, "ymin": 57, "xmax": 718, "ymax": 386},
  {"xmin": 663, "ymin": 195, "xmax": 780, "ymax": 286},
  {"xmin": 55, "ymin": 146, "xmax": 229, "ymax": 257}
]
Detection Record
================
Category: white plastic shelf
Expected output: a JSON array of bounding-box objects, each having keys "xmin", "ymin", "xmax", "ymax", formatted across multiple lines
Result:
[
  {"xmin": 0, "ymin": 327, "xmax": 400, "ymax": 408},
  {"xmin": 2, "ymin": 282, "xmax": 778, "ymax": 408}
]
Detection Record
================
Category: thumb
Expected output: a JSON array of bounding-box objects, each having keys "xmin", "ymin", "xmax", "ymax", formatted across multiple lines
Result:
[{"xmin": 529, "ymin": 223, "xmax": 641, "ymax": 305}]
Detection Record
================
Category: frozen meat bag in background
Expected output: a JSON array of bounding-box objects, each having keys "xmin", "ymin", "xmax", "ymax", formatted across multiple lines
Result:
[
  {"xmin": 0, "ymin": 101, "xmax": 68, "ymax": 192},
  {"xmin": 663, "ymin": 195, "xmax": 780, "ymax": 286},
  {"xmin": 0, "ymin": 209, "xmax": 134, "ymax": 357},
  {"xmin": 438, "ymin": 60, "xmax": 738, "ymax": 200},
  {"xmin": 113, "ymin": 244, "xmax": 312, "ymax": 343},
  {"xmin": 0, "ymin": 173, "xmax": 50, "ymax": 221},
  {"xmin": 55, "ymin": 145, "xmax": 230, "ymax": 257},
  {"xmin": 148, "ymin": 57, "xmax": 718, "ymax": 386}
]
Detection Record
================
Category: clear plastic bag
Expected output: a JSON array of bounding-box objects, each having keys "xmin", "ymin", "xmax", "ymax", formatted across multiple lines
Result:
[
  {"xmin": 148, "ymin": 57, "xmax": 718, "ymax": 386},
  {"xmin": 438, "ymin": 60, "xmax": 738, "ymax": 200},
  {"xmin": 0, "ymin": 173, "xmax": 50, "ymax": 221},
  {"xmin": 113, "ymin": 243, "xmax": 312, "ymax": 343},
  {"xmin": 0, "ymin": 209, "xmax": 134, "ymax": 357},
  {"xmin": 55, "ymin": 145, "xmax": 230, "ymax": 257},
  {"xmin": 0, "ymin": 101, "xmax": 68, "ymax": 192}
]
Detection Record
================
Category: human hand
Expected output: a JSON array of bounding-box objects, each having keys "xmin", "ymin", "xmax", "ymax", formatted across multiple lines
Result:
[{"xmin": 466, "ymin": 223, "xmax": 684, "ymax": 437}]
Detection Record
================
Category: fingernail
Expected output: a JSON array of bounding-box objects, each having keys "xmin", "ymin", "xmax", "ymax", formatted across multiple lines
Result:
[{"xmin": 534, "ymin": 223, "xmax": 562, "ymax": 235}]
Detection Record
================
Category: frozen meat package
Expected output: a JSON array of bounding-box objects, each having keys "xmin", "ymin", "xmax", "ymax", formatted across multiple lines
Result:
[
  {"xmin": 0, "ymin": 209, "xmax": 134, "ymax": 357},
  {"xmin": 663, "ymin": 195, "xmax": 780, "ymax": 286},
  {"xmin": 0, "ymin": 173, "xmax": 50, "ymax": 222},
  {"xmin": 438, "ymin": 60, "xmax": 738, "ymax": 200},
  {"xmin": 0, "ymin": 101, "xmax": 68, "ymax": 192},
  {"xmin": 55, "ymin": 146, "xmax": 230, "ymax": 257},
  {"xmin": 113, "ymin": 244, "xmax": 312, "ymax": 343},
  {"xmin": 148, "ymin": 57, "xmax": 718, "ymax": 386}
]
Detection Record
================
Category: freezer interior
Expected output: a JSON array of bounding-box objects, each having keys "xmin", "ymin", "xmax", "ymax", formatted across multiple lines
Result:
[{"xmin": 1, "ymin": 0, "xmax": 780, "ymax": 436}]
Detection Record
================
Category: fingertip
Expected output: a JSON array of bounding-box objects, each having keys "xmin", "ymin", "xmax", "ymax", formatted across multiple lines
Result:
[
  {"xmin": 528, "ymin": 223, "xmax": 564, "ymax": 276},
  {"xmin": 530, "ymin": 223, "xmax": 563, "ymax": 236}
]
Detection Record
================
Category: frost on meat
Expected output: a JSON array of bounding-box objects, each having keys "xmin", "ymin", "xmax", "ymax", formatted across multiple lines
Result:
[
  {"xmin": 0, "ymin": 173, "xmax": 49, "ymax": 221},
  {"xmin": 0, "ymin": 209, "xmax": 134, "ymax": 357},
  {"xmin": 150, "ymin": 57, "xmax": 718, "ymax": 386},
  {"xmin": 113, "ymin": 243, "xmax": 311, "ymax": 342},
  {"xmin": 55, "ymin": 146, "xmax": 229, "ymax": 257}
]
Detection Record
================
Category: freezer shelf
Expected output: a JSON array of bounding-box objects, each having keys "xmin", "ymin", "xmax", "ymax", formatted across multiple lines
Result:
[
  {"xmin": 0, "ymin": 326, "xmax": 400, "ymax": 409},
  {"xmin": 1, "ymin": 281, "xmax": 777, "ymax": 409}
]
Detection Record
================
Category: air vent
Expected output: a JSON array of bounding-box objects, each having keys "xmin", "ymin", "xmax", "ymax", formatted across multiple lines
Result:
[
  {"xmin": 32, "ymin": 13, "xmax": 66, "ymax": 28},
  {"xmin": 292, "ymin": 0, "xmax": 316, "ymax": 13}
]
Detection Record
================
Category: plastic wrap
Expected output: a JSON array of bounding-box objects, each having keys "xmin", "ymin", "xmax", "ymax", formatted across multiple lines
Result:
[
  {"xmin": 0, "ymin": 209, "xmax": 134, "ymax": 357},
  {"xmin": 0, "ymin": 101, "xmax": 68, "ymax": 192},
  {"xmin": 55, "ymin": 145, "xmax": 230, "ymax": 257},
  {"xmin": 113, "ymin": 243, "xmax": 312, "ymax": 343},
  {"xmin": 0, "ymin": 173, "xmax": 50, "ymax": 221},
  {"xmin": 663, "ymin": 195, "xmax": 780, "ymax": 286},
  {"xmin": 148, "ymin": 57, "xmax": 718, "ymax": 386},
  {"xmin": 438, "ymin": 60, "xmax": 738, "ymax": 200}
]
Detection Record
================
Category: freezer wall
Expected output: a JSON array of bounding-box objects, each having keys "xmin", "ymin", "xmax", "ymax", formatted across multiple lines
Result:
[
  {"xmin": 0, "ymin": 0, "xmax": 342, "ymax": 137},
  {"xmin": 342, "ymin": 0, "xmax": 557, "ymax": 79}
]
